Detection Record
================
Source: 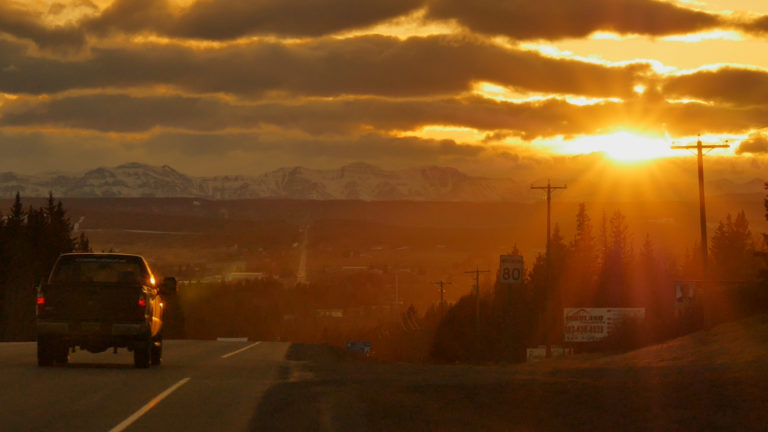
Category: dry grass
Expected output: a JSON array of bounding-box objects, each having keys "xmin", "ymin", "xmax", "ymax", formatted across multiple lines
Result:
[{"xmin": 252, "ymin": 315, "xmax": 768, "ymax": 431}]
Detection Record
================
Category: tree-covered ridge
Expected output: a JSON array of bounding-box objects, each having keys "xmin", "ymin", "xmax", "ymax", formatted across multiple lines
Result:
[{"xmin": 431, "ymin": 201, "xmax": 768, "ymax": 363}]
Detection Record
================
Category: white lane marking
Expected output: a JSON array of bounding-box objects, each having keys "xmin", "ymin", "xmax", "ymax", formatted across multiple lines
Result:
[
  {"xmin": 221, "ymin": 342, "xmax": 261, "ymax": 359},
  {"xmin": 108, "ymin": 377, "xmax": 191, "ymax": 432}
]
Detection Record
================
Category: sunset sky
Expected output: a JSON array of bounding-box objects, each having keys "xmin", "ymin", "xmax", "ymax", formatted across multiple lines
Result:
[{"xmin": 1, "ymin": 0, "xmax": 768, "ymax": 182}]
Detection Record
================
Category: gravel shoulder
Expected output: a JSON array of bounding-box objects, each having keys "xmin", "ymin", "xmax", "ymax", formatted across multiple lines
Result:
[{"xmin": 251, "ymin": 315, "xmax": 768, "ymax": 431}]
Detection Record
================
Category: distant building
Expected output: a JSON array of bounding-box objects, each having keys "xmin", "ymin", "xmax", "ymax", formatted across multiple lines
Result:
[
  {"xmin": 225, "ymin": 272, "xmax": 265, "ymax": 282},
  {"xmin": 315, "ymin": 309, "xmax": 344, "ymax": 318}
]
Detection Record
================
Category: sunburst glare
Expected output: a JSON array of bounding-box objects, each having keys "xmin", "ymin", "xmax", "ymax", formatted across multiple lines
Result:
[{"xmin": 559, "ymin": 131, "xmax": 677, "ymax": 162}]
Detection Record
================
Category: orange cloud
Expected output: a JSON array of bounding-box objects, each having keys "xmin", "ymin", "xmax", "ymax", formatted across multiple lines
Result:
[
  {"xmin": 736, "ymin": 131, "xmax": 768, "ymax": 154},
  {"xmin": 663, "ymin": 67, "xmax": 768, "ymax": 106}
]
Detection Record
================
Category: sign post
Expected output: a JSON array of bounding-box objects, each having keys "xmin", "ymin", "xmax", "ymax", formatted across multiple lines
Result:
[{"xmin": 499, "ymin": 255, "xmax": 524, "ymax": 360}]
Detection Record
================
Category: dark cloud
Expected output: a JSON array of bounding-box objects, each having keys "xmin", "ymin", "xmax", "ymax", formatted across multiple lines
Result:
[
  {"xmin": 1, "ymin": 93, "xmax": 241, "ymax": 132},
  {"xmin": 663, "ymin": 67, "xmax": 768, "ymax": 106},
  {"xmin": 5, "ymin": 91, "xmax": 767, "ymax": 140},
  {"xmin": 0, "ymin": 0, "xmax": 731, "ymax": 55},
  {"xmin": 0, "ymin": 92, "xmax": 628, "ymax": 138},
  {"xmin": 736, "ymin": 131, "xmax": 768, "ymax": 154},
  {"xmin": 0, "ymin": 35, "xmax": 649, "ymax": 98},
  {"xmin": 88, "ymin": 0, "xmax": 423, "ymax": 40},
  {"xmin": 427, "ymin": 0, "xmax": 723, "ymax": 40},
  {"xmin": 2, "ymin": 92, "xmax": 572, "ymax": 136},
  {"xmin": 743, "ymin": 14, "xmax": 768, "ymax": 35},
  {"xmin": 0, "ymin": 2, "xmax": 85, "ymax": 52},
  {"xmin": 644, "ymin": 101, "xmax": 768, "ymax": 136}
]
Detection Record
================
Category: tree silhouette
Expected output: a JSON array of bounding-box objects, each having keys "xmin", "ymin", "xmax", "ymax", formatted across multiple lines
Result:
[
  {"xmin": 0, "ymin": 193, "xmax": 86, "ymax": 340},
  {"xmin": 563, "ymin": 203, "xmax": 597, "ymax": 306},
  {"xmin": 710, "ymin": 211, "xmax": 757, "ymax": 282}
]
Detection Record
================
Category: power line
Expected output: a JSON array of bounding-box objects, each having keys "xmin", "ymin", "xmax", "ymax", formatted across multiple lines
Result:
[{"xmin": 671, "ymin": 135, "xmax": 729, "ymax": 275}]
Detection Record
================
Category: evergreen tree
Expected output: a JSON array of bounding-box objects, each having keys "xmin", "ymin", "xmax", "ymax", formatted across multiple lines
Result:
[
  {"xmin": 710, "ymin": 211, "xmax": 758, "ymax": 282},
  {"xmin": 597, "ymin": 210, "xmax": 633, "ymax": 306},
  {"xmin": 75, "ymin": 232, "xmax": 91, "ymax": 252},
  {"xmin": 6, "ymin": 192, "xmax": 24, "ymax": 233},
  {"xmin": 564, "ymin": 203, "xmax": 597, "ymax": 306},
  {"xmin": 0, "ymin": 208, "xmax": 5, "ymax": 334},
  {"xmin": 527, "ymin": 224, "xmax": 568, "ymax": 346},
  {"xmin": 0, "ymin": 193, "xmax": 86, "ymax": 340},
  {"xmin": 634, "ymin": 234, "xmax": 660, "ymax": 307}
]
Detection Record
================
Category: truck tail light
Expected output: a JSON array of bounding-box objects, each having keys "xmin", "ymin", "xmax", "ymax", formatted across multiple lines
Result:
[
  {"xmin": 138, "ymin": 297, "xmax": 147, "ymax": 308},
  {"xmin": 36, "ymin": 296, "xmax": 46, "ymax": 315}
]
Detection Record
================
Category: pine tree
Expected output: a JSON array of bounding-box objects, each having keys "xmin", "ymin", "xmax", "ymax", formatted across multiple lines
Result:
[
  {"xmin": 75, "ymin": 232, "xmax": 91, "ymax": 252},
  {"xmin": 7, "ymin": 192, "xmax": 24, "ymax": 233},
  {"xmin": 0, "ymin": 208, "xmax": 5, "ymax": 335},
  {"xmin": 564, "ymin": 203, "xmax": 597, "ymax": 306},
  {"xmin": 710, "ymin": 211, "xmax": 757, "ymax": 282},
  {"xmin": 634, "ymin": 234, "xmax": 658, "ymax": 306},
  {"xmin": 597, "ymin": 210, "xmax": 633, "ymax": 306},
  {"xmin": 527, "ymin": 224, "xmax": 568, "ymax": 346},
  {"xmin": 0, "ymin": 193, "xmax": 84, "ymax": 340}
]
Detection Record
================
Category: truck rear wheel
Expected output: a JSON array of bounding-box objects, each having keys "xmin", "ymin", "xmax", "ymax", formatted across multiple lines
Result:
[
  {"xmin": 150, "ymin": 334, "xmax": 163, "ymax": 366},
  {"xmin": 54, "ymin": 343, "xmax": 69, "ymax": 365},
  {"xmin": 37, "ymin": 338, "xmax": 55, "ymax": 367},
  {"xmin": 37, "ymin": 337, "xmax": 68, "ymax": 366},
  {"xmin": 133, "ymin": 339, "xmax": 151, "ymax": 368}
]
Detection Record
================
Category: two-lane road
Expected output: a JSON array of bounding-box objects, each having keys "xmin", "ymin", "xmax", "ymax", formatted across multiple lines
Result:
[{"xmin": 0, "ymin": 340, "xmax": 291, "ymax": 431}]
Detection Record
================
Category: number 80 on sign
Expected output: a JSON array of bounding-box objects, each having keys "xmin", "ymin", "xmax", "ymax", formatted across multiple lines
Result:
[{"xmin": 499, "ymin": 255, "xmax": 524, "ymax": 285}]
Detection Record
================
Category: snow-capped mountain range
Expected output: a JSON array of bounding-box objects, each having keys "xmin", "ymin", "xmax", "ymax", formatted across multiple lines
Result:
[{"xmin": 0, "ymin": 162, "xmax": 521, "ymax": 201}]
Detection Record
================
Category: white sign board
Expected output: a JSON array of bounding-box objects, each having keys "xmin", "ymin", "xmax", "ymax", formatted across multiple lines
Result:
[
  {"xmin": 499, "ymin": 255, "xmax": 524, "ymax": 285},
  {"xmin": 564, "ymin": 308, "xmax": 645, "ymax": 342}
]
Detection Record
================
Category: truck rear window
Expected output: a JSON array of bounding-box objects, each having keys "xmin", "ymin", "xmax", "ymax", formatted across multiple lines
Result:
[{"xmin": 50, "ymin": 256, "xmax": 148, "ymax": 285}]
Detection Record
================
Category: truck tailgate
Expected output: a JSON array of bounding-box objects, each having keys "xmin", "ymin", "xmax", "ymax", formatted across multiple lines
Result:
[{"xmin": 42, "ymin": 283, "xmax": 145, "ymax": 323}]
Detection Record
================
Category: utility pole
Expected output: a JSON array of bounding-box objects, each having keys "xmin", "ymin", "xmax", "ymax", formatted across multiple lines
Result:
[
  {"xmin": 393, "ymin": 269, "xmax": 411, "ymax": 314},
  {"xmin": 671, "ymin": 136, "xmax": 728, "ymax": 275},
  {"xmin": 531, "ymin": 179, "xmax": 566, "ymax": 357},
  {"xmin": 530, "ymin": 179, "xmax": 568, "ymax": 260},
  {"xmin": 464, "ymin": 267, "xmax": 490, "ymax": 337},
  {"xmin": 395, "ymin": 272, "xmax": 399, "ymax": 312},
  {"xmin": 433, "ymin": 281, "xmax": 451, "ymax": 318}
]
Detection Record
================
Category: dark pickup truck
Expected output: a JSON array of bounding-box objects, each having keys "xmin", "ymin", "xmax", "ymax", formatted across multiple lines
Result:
[{"xmin": 36, "ymin": 253, "xmax": 176, "ymax": 368}]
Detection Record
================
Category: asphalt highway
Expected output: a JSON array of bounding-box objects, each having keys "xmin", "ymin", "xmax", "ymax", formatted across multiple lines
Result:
[{"xmin": 0, "ymin": 340, "xmax": 290, "ymax": 432}]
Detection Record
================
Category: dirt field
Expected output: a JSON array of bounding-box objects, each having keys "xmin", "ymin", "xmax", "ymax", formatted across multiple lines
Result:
[{"xmin": 251, "ymin": 315, "xmax": 768, "ymax": 431}]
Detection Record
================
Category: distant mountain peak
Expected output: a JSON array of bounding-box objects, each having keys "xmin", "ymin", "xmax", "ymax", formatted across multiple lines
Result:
[{"xmin": 0, "ymin": 162, "xmax": 520, "ymax": 201}]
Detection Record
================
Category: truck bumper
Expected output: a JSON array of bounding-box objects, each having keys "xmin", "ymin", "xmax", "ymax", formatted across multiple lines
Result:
[{"xmin": 37, "ymin": 321, "xmax": 150, "ymax": 340}]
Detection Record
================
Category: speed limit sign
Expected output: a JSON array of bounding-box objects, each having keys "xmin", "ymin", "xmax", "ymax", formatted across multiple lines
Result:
[{"xmin": 499, "ymin": 255, "xmax": 524, "ymax": 285}]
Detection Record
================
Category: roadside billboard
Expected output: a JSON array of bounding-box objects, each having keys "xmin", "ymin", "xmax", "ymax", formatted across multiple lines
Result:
[{"xmin": 564, "ymin": 308, "xmax": 645, "ymax": 342}]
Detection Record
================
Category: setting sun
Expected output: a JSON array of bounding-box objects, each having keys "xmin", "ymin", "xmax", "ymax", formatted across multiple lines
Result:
[{"xmin": 561, "ymin": 131, "xmax": 677, "ymax": 162}]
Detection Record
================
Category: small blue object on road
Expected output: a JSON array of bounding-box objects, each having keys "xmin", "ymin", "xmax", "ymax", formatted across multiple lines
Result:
[{"xmin": 346, "ymin": 341, "xmax": 371, "ymax": 355}]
